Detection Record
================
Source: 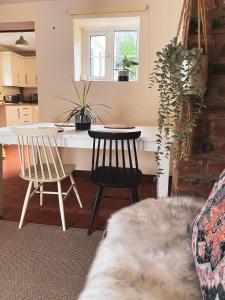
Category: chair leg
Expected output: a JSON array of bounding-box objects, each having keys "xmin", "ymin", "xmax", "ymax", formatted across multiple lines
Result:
[
  {"xmin": 19, "ymin": 181, "xmax": 33, "ymax": 229},
  {"xmin": 40, "ymin": 183, "xmax": 43, "ymax": 206},
  {"xmin": 70, "ymin": 175, "xmax": 83, "ymax": 208},
  {"xmin": 88, "ymin": 185, "xmax": 103, "ymax": 236},
  {"xmin": 129, "ymin": 188, "xmax": 135, "ymax": 205},
  {"xmin": 134, "ymin": 187, "xmax": 140, "ymax": 203},
  {"xmin": 57, "ymin": 181, "xmax": 66, "ymax": 231}
]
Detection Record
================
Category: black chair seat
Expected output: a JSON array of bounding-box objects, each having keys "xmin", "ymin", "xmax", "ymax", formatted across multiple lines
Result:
[{"xmin": 90, "ymin": 166, "xmax": 143, "ymax": 188}]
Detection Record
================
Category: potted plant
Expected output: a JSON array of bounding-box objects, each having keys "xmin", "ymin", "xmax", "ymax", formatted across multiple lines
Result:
[
  {"xmin": 56, "ymin": 80, "xmax": 110, "ymax": 130},
  {"xmin": 118, "ymin": 56, "xmax": 138, "ymax": 81},
  {"xmin": 150, "ymin": 37, "xmax": 205, "ymax": 174}
]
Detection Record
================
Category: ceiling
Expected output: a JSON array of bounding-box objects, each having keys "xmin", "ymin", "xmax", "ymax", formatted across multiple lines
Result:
[{"xmin": 0, "ymin": 32, "xmax": 36, "ymax": 53}]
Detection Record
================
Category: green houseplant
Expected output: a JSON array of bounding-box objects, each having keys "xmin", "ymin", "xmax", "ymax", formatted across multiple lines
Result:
[
  {"xmin": 150, "ymin": 38, "xmax": 205, "ymax": 174},
  {"xmin": 56, "ymin": 80, "xmax": 110, "ymax": 130},
  {"xmin": 118, "ymin": 56, "xmax": 138, "ymax": 81}
]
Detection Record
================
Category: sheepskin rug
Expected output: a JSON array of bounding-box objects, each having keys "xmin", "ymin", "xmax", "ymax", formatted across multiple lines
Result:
[{"xmin": 79, "ymin": 197, "xmax": 204, "ymax": 300}]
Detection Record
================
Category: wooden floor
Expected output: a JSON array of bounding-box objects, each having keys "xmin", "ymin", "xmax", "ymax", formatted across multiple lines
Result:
[{"xmin": 3, "ymin": 146, "xmax": 157, "ymax": 231}]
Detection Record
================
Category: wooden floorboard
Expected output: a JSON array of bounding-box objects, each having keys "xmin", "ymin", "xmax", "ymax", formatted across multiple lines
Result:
[{"xmin": 3, "ymin": 145, "xmax": 157, "ymax": 231}]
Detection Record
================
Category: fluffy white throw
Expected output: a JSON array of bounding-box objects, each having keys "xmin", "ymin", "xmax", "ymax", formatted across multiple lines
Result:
[{"xmin": 79, "ymin": 197, "xmax": 203, "ymax": 300}]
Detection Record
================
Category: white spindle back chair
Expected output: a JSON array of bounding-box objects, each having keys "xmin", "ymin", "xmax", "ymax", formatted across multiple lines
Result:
[{"xmin": 12, "ymin": 127, "xmax": 82, "ymax": 231}]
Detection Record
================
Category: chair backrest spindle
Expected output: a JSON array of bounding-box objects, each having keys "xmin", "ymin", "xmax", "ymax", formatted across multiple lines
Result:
[
  {"xmin": 12, "ymin": 127, "xmax": 64, "ymax": 181},
  {"xmin": 121, "ymin": 139, "xmax": 126, "ymax": 169},
  {"xmin": 41, "ymin": 136, "xmax": 52, "ymax": 179},
  {"xmin": 31, "ymin": 136, "xmax": 38, "ymax": 180},
  {"xmin": 133, "ymin": 139, "xmax": 139, "ymax": 170},
  {"xmin": 88, "ymin": 130, "xmax": 141, "ymax": 181},
  {"xmin": 91, "ymin": 138, "xmax": 96, "ymax": 171},
  {"xmin": 115, "ymin": 140, "xmax": 119, "ymax": 168},
  {"xmin": 109, "ymin": 140, "xmax": 112, "ymax": 167},
  {"xmin": 127, "ymin": 139, "xmax": 133, "ymax": 169},
  {"xmin": 102, "ymin": 139, "xmax": 106, "ymax": 167},
  {"xmin": 95, "ymin": 139, "xmax": 101, "ymax": 169}
]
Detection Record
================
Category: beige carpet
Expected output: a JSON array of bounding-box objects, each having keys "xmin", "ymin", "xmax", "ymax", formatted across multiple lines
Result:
[{"xmin": 0, "ymin": 221, "xmax": 102, "ymax": 300}]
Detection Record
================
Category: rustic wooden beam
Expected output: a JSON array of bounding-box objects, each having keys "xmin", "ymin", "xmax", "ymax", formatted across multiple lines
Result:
[{"xmin": 0, "ymin": 21, "xmax": 35, "ymax": 33}]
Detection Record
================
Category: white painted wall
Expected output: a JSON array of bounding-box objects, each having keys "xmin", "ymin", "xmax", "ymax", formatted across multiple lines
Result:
[{"xmin": 0, "ymin": 0, "xmax": 182, "ymax": 174}]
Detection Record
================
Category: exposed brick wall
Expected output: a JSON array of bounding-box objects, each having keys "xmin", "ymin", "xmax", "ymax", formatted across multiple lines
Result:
[{"xmin": 173, "ymin": 0, "xmax": 225, "ymax": 197}]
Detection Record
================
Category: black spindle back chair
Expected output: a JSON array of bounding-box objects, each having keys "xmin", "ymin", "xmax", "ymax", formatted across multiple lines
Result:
[{"xmin": 87, "ymin": 130, "xmax": 143, "ymax": 235}]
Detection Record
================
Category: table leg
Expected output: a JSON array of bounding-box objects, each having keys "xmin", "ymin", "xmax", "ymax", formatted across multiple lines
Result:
[
  {"xmin": 157, "ymin": 152, "xmax": 170, "ymax": 198},
  {"xmin": 0, "ymin": 144, "xmax": 3, "ymax": 218}
]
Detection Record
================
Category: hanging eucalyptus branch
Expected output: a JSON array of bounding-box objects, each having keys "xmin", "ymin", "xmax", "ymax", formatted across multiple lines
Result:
[{"xmin": 150, "ymin": 38, "xmax": 205, "ymax": 175}]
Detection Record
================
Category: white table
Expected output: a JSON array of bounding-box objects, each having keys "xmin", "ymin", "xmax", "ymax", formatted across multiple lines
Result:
[{"xmin": 0, "ymin": 123, "xmax": 170, "ymax": 216}]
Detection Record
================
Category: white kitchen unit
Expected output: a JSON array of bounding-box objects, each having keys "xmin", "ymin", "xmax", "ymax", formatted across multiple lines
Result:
[
  {"xmin": 0, "ymin": 52, "xmax": 37, "ymax": 88},
  {"xmin": 0, "ymin": 107, "xmax": 5, "ymax": 127},
  {"xmin": 25, "ymin": 57, "xmax": 37, "ymax": 87},
  {"xmin": 0, "ymin": 104, "xmax": 38, "ymax": 127},
  {"xmin": 0, "ymin": 52, "xmax": 26, "ymax": 87},
  {"xmin": 32, "ymin": 105, "xmax": 39, "ymax": 122},
  {"xmin": 16, "ymin": 55, "xmax": 26, "ymax": 87},
  {"xmin": 5, "ymin": 105, "xmax": 32, "ymax": 125},
  {"xmin": 0, "ymin": 87, "xmax": 3, "ymax": 102}
]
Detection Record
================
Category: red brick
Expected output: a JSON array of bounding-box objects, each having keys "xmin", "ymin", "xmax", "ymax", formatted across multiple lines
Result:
[
  {"xmin": 213, "ymin": 142, "xmax": 225, "ymax": 156},
  {"xmin": 178, "ymin": 159, "xmax": 204, "ymax": 175},
  {"xmin": 175, "ymin": 176, "xmax": 214, "ymax": 195},
  {"xmin": 173, "ymin": 0, "xmax": 225, "ymax": 197},
  {"xmin": 209, "ymin": 122, "xmax": 225, "ymax": 140},
  {"xmin": 205, "ymin": 0, "xmax": 217, "ymax": 9},
  {"xmin": 192, "ymin": 123, "xmax": 208, "ymax": 137},
  {"xmin": 206, "ymin": 111, "xmax": 225, "ymax": 121},
  {"xmin": 193, "ymin": 0, "xmax": 217, "ymax": 10},
  {"xmin": 206, "ymin": 76, "xmax": 225, "ymax": 107},
  {"xmin": 207, "ymin": 160, "xmax": 225, "ymax": 175}
]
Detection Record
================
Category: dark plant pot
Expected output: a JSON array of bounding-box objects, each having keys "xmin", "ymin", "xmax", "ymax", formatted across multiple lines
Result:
[
  {"xmin": 118, "ymin": 70, "xmax": 129, "ymax": 81},
  {"xmin": 75, "ymin": 114, "xmax": 91, "ymax": 131}
]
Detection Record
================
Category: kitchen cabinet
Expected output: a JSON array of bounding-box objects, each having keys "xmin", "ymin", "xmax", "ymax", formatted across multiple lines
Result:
[
  {"xmin": 0, "ymin": 52, "xmax": 26, "ymax": 87},
  {"xmin": 17, "ymin": 56, "xmax": 26, "ymax": 87},
  {"xmin": 0, "ymin": 88, "xmax": 3, "ymax": 102},
  {"xmin": 0, "ymin": 107, "xmax": 6, "ymax": 127},
  {"xmin": 0, "ymin": 52, "xmax": 37, "ymax": 88},
  {"xmin": 4, "ymin": 105, "xmax": 32, "ymax": 126},
  {"xmin": 32, "ymin": 105, "xmax": 39, "ymax": 123},
  {"xmin": 18, "ymin": 106, "xmax": 32, "ymax": 124},
  {"xmin": 5, "ymin": 106, "xmax": 20, "ymax": 126},
  {"xmin": 0, "ymin": 104, "xmax": 39, "ymax": 127},
  {"xmin": 25, "ymin": 57, "xmax": 37, "ymax": 87}
]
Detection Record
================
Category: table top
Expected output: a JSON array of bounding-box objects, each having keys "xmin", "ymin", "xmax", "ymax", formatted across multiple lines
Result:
[
  {"xmin": 0, "ymin": 123, "xmax": 159, "ymax": 151},
  {"xmin": 0, "ymin": 123, "xmax": 158, "ymax": 142}
]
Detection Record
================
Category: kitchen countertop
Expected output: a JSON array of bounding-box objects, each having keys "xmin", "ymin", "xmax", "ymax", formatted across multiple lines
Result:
[{"xmin": 0, "ymin": 102, "xmax": 38, "ymax": 107}]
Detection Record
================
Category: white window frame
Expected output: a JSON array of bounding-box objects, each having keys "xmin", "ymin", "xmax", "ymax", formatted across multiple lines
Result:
[
  {"xmin": 86, "ymin": 26, "xmax": 139, "ymax": 81},
  {"xmin": 86, "ymin": 30, "xmax": 112, "ymax": 81}
]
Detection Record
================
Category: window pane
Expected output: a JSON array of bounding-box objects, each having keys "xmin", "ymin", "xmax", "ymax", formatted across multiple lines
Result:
[
  {"xmin": 90, "ymin": 35, "xmax": 106, "ymax": 78},
  {"xmin": 114, "ymin": 31, "xmax": 138, "ymax": 81}
]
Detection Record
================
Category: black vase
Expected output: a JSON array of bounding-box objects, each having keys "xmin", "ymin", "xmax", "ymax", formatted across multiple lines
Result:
[
  {"xmin": 118, "ymin": 70, "xmax": 129, "ymax": 81},
  {"xmin": 75, "ymin": 114, "xmax": 91, "ymax": 131}
]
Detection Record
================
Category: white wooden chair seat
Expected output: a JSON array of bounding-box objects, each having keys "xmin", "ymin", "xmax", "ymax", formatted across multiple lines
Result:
[
  {"xmin": 12, "ymin": 127, "xmax": 83, "ymax": 231},
  {"xmin": 21, "ymin": 163, "xmax": 75, "ymax": 182}
]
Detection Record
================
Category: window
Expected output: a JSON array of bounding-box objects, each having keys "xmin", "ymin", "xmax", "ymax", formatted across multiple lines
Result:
[
  {"xmin": 89, "ymin": 34, "xmax": 106, "ymax": 78},
  {"xmin": 86, "ymin": 29, "xmax": 139, "ymax": 81},
  {"xmin": 114, "ymin": 30, "xmax": 138, "ymax": 81}
]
